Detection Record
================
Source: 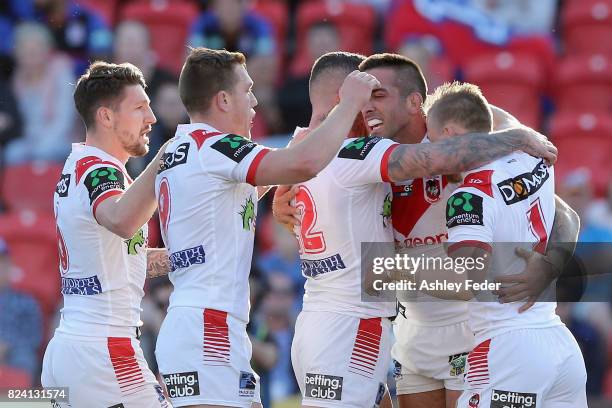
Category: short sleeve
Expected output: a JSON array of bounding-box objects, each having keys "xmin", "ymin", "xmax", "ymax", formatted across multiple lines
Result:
[
  {"xmin": 446, "ymin": 170, "xmax": 498, "ymax": 254},
  {"xmin": 202, "ymin": 134, "xmax": 270, "ymax": 185},
  {"xmin": 77, "ymin": 162, "xmax": 126, "ymax": 220},
  {"xmin": 333, "ymin": 137, "xmax": 399, "ymax": 187}
]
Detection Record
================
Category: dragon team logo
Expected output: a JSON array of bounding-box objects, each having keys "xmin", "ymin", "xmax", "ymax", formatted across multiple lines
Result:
[
  {"xmin": 240, "ymin": 196, "xmax": 256, "ymax": 231},
  {"xmin": 423, "ymin": 176, "xmax": 442, "ymax": 203},
  {"xmin": 381, "ymin": 193, "xmax": 392, "ymax": 227},
  {"xmin": 125, "ymin": 228, "xmax": 146, "ymax": 255},
  {"xmin": 158, "ymin": 177, "xmax": 171, "ymax": 244},
  {"xmin": 57, "ymin": 226, "xmax": 69, "ymax": 275}
]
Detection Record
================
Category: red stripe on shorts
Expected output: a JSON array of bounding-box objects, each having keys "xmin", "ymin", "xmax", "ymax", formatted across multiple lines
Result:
[
  {"xmin": 203, "ymin": 309, "xmax": 231, "ymax": 366},
  {"xmin": 107, "ymin": 337, "xmax": 146, "ymax": 395},
  {"xmin": 348, "ymin": 318, "xmax": 382, "ymax": 378},
  {"xmin": 466, "ymin": 339, "xmax": 491, "ymax": 388}
]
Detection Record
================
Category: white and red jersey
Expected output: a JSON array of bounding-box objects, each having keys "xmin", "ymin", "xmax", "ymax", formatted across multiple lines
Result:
[
  {"xmin": 155, "ymin": 123, "xmax": 269, "ymax": 323},
  {"xmin": 295, "ymin": 130, "xmax": 398, "ymax": 319},
  {"xmin": 446, "ymin": 152, "xmax": 562, "ymax": 344},
  {"xmin": 392, "ymin": 137, "xmax": 468, "ymax": 326},
  {"xmin": 54, "ymin": 144, "xmax": 148, "ymax": 337}
]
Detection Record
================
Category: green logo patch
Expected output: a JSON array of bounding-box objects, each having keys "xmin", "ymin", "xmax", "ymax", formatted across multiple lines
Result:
[
  {"xmin": 211, "ymin": 134, "xmax": 257, "ymax": 163},
  {"xmin": 84, "ymin": 166, "xmax": 125, "ymax": 204},
  {"xmin": 338, "ymin": 137, "xmax": 382, "ymax": 160},
  {"xmin": 125, "ymin": 228, "xmax": 146, "ymax": 255},
  {"xmin": 381, "ymin": 193, "xmax": 392, "ymax": 227},
  {"xmin": 448, "ymin": 353, "xmax": 468, "ymax": 377},
  {"xmin": 446, "ymin": 192, "xmax": 484, "ymax": 228},
  {"xmin": 239, "ymin": 195, "xmax": 256, "ymax": 231}
]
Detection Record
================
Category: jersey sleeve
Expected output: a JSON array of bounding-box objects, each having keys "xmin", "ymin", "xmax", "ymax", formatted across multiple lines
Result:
[
  {"xmin": 445, "ymin": 170, "xmax": 498, "ymax": 254},
  {"xmin": 76, "ymin": 158, "xmax": 127, "ymax": 221},
  {"xmin": 201, "ymin": 134, "xmax": 270, "ymax": 185},
  {"xmin": 333, "ymin": 137, "xmax": 399, "ymax": 187}
]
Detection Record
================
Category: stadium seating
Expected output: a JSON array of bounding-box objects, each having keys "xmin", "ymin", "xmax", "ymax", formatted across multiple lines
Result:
[
  {"xmin": 120, "ymin": 0, "xmax": 199, "ymax": 74},
  {"xmin": 78, "ymin": 0, "xmax": 119, "ymax": 24},
  {"xmin": 0, "ymin": 211, "xmax": 60, "ymax": 316},
  {"xmin": 291, "ymin": 0, "xmax": 376, "ymax": 76},
  {"xmin": 462, "ymin": 51, "xmax": 546, "ymax": 130},
  {"xmin": 0, "ymin": 365, "xmax": 31, "ymax": 388},
  {"xmin": 0, "ymin": 162, "xmax": 62, "ymax": 214},
  {"xmin": 550, "ymin": 111, "xmax": 612, "ymax": 196},
  {"xmin": 554, "ymin": 54, "xmax": 612, "ymax": 113},
  {"xmin": 562, "ymin": 0, "xmax": 612, "ymax": 55}
]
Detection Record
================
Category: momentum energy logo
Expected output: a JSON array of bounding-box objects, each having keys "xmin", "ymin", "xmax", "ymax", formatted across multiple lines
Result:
[
  {"xmin": 446, "ymin": 192, "xmax": 484, "ymax": 228},
  {"xmin": 162, "ymin": 372, "xmax": 200, "ymax": 398},
  {"xmin": 211, "ymin": 135, "xmax": 257, "ymax": 163},
  {"xmin": 337, "ymin": 137, "xmax": 381, "ymax": 160},
  {"xmin": 305, "ymin": 373, "xmax": 343, "ymax": 401},
  {"xmin": 490, "ymin": 390, "xmax": 537, "ymax": 408},
  {"xmin": 497, "ymin": 160, "xmax": 549, "ymax": 205}
]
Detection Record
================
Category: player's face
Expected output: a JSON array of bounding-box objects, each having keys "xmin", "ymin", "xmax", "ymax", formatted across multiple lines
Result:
[
  {"xmin": 113, "ymin": 84, "xmax": 156, "ymax": 157},
  {"xmin": 229, "ymin": 64, "xmax": 257, "ymax": 139},
  {"xmin": 361, "ymin": 67, "xmax": 411, "ymax": 141}
]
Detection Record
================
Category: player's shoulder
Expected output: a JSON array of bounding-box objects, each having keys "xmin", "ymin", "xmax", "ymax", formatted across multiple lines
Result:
[{"xmin": 337, "ymin": 136, "xmax": 392, "ymax": 160}]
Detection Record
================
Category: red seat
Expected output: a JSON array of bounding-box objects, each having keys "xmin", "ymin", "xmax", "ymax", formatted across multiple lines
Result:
[
  {"xmin": 77, "ymin": 0, "xmax": 119, "ymax": 24},
  {"xmin": 120, "ymin": 0, "xmax": 199, "ymax": 75},
  {"xmin": 562, "ymin": 0, "xmax": 612, "ymax": 55},
  {"xmin": 0, "ymin": 365, "xmax": 31, "ymax": 388},
  {"xmin": 291, "ymin": 0, "xmax": 376, "ymax": 76},
  {"xmin": 462, "ymin": 51, "xmax": 546, "ymax": 130},
  {"xmin": 550, "ymin": 111, "xmax": 612, "ymax": 196},
  {"xmin": 0, "ymin": 211, "xmax": 60, "ymax": 316},
  {"xmin": 0, "ymin": 162, "xmax": 63, "ymax": 213},
  {"xmin": 554, "ymin": 54, "xmax": 612, "ymax": 113}
]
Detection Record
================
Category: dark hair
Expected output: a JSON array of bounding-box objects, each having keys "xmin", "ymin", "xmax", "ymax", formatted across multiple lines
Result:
[
  {"xmin": 179, "ymin": 47, "xmax": 246, "ymax": 115},
  {"xmin": 359, "ymin": 53, "xmax": 427, "ymax": 100},
  {"xmin": 309, "ymin": 51, "xmax": 365, "ymax": 91},
  {"xmin": 74, "ymin": 61, "xmax": 146, "ymax": 128},
  {"xmin": 423, "ymin": 81, "xmax": 492, "ymax": 133}
]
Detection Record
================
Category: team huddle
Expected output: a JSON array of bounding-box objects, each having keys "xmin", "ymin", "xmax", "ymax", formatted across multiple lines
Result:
[{"xmin": 41, "ymin": 46, "xmax": 587, "ymax": 408}]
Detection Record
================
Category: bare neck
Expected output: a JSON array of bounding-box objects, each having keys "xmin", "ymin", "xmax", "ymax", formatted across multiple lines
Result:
[
  {"xmin": 189, "ymin": 112, "xmax": 232, "ymax": 134},
  {"xmin": 394, "ymin": 114, "xmax": 428, "ymax": 145},
  {"xmin": 85, "ymin": 128, "xmax": 129, "ymax": 165}
]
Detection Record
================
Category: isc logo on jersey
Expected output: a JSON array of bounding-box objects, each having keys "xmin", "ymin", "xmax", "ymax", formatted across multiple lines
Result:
[
  {"xmin": 305, "ymin": 373, "xmax": 343, "ymax": 401},
  {"xmin": 159, "ymin": 143, "xmax": 189, "ymax": 173},
  {"xmin": 56, "ymin": 174, "xmax": 70, "ymax": 197},
  {"xmin": 497, "ymin": 160, "xmax": 549, "ymax": 205},
  {"xmin": 162, "ymin": 371, "xmax": 200, "ymax": 398}
]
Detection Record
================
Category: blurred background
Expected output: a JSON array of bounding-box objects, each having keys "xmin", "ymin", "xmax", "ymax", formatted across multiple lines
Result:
[{"xmin": 0, "ymin": 0, "xmax": 610, "ymax": 406}]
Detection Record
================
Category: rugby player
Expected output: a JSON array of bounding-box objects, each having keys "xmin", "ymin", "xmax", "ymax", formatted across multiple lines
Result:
[
  {"xmin": 273, "ymin": 51, "xmax": 557, "ymax": 407},
  {"xmin": 425, "ymin": 81, "xmax": 587, "ymax": 408},
  {"xmin": 42, "ymin": 61, "xmax": 172, "ymax": 407},
  {"xmin": 152, "ymin": 47, "xmax": 381, "ymax": 408}
]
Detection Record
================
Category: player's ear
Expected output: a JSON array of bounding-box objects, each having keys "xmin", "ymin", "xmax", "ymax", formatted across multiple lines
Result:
[
  {"xmin": 406, "ymin": 92, "xmax": 424, "ymax": 115},
  {"xmin": 216, "ymin": 90, "xmax": 231, "ymax": 113},
  {"xmin": 96, "ymin": 106, "xmax": 114, "ymax": 130}
]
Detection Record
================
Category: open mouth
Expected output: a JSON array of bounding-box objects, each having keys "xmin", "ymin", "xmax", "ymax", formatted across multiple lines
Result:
[{"xmin": 367, "ymin": 118, "xmax": 383, "ymax": 132}]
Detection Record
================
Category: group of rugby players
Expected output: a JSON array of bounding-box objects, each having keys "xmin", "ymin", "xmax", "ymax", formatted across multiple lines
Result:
[{"xmin": 42, "ymin": 45, "xmax": 587, "ymax": 408}]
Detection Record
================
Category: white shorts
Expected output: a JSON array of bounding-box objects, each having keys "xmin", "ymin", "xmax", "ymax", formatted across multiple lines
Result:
[
  {"xmin": 457, "ymin": 325, "xmax": 587, "ymax": 408},
  {"xmin": 291, "ymin": 311, "xmax": 392, "ymax": 408},
  {"xmin": 41, "ymin": 331, "xmax": 170, "ymax": 408},
  {"xmin": 392, "ymin": 319, "xmax": 475, "ymax": 394},
  {"xmin": 155, "ymin": 307, "xmax": 261, "ymax": 408}
]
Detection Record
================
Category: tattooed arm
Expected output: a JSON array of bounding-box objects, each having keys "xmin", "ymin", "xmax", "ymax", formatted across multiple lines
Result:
[
  {"xmin": 387, "ymin": 127, "xmax": 557, "ymax": 182},
  {"xmin": 147, "ymin": 248, "xmax": 172, "ymax": 279}
]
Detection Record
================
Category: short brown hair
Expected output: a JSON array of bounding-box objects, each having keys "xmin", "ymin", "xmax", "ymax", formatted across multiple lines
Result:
[
  {"xmin": 179, "ymin": 47, "xmax": 246, "ymax": 115},
  {"xmin": 74, "ymin": 61, "xmax": 146, "ymax": 129},
  {"xmin": 423, "ymin": 81, "xmax": 492, "ymax": 133},
  {"xmin": 359, "ymin": 53, "xmax": 427, "ymax": 100}
]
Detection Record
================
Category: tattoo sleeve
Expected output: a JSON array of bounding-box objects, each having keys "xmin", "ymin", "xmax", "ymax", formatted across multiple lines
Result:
[
  {"xmin": 387, "ymin": 128, "xmax": 527, "ymax": 181},
  {"xmin": 545, "ymin": 195, "xmax": 581, "ymax": 276},
  {"xmin": 147, "ymin": 248, "xmax": 172, "ymax": 279}
]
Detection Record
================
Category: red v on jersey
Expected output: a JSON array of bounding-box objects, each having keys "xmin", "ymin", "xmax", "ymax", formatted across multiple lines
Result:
[{"xmin": 391, "ymin": 177, "xmax": 447, "ymax": 237}]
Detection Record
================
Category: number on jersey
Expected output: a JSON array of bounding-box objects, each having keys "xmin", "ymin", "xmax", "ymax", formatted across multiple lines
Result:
[{"xmin": 295, "ymin": 186, "xmax": 326, "ymax": 254}]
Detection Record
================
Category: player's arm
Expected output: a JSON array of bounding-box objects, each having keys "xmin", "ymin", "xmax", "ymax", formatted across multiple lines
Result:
[
  {"xmin": 252, "ymin": 71, "xmax": 379, "ymax": 186},
  {"xmin": 96, "ymin": 143, "xmax": 168, "ymax": 239},
  {"xmin": 490, "ymin": 104, "xmax": 521, "ymax": 131},
  {"xmin": 146, "ymin": 248, "xmax": 172, "ymax": 279},
  {"xmin": 495, "ymin": 195, "xmax": 581, "ymax": 310},
  {"xmin": 386, "ymin": 127, "xmax": 557, "ymax": 182}
]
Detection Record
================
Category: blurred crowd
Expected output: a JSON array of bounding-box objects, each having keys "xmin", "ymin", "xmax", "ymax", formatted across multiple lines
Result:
[{"xmin": 0, "ymin": 0, "xmax": 610, "ymax": 406}]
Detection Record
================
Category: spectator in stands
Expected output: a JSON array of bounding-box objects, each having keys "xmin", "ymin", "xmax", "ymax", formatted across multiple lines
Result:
[
  {"xmin": 0, "ymin": 238, "xmax": 43, "ymax": 383},
  {"xmin": 0, "ymin": 0, "xmax": 35, "ymax": 78},
  {"xmin": 5, "ymin": 22, "xmax": 75, "ymax": 164},
  {"xmin": 397, "ymin": 34, "xmax": 453, "ymax": 90},
  {"xmin": 586, "ymin": 180, "xmax": 612, "ymax": 239},
  {"xmin": 113, "ymin": 20, "xmax": 176, "ymax": 105},
  {"xmin": 0, "ymin": 80, "xmax": 22, "ymax": 153},
  {"xmin": 31, "ymin": 0, "xmax": 112, "ymax": 75},
  {"xmin": 278, "ymin": 21, "xmax": 341, "ymax": 132},
  {"xmin": 188, "ymin": 0, "xmax": 275, "ymax": 58},
  {"xmin": 471, "ymin": 0, "xmax": 558, "ymax": 36},
  {"xmin": 127, "ymin": 80, "xmax": 186, "ymax": 177}
]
